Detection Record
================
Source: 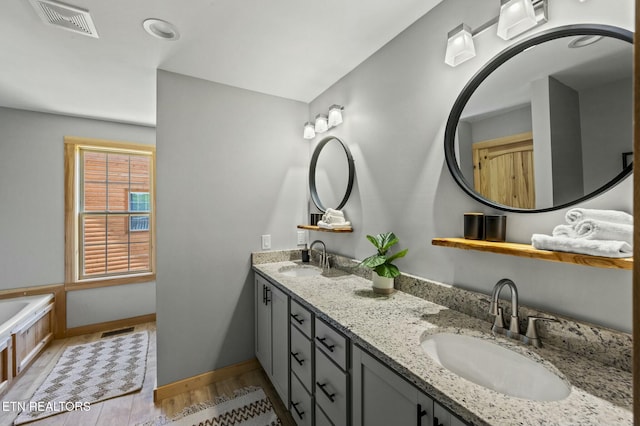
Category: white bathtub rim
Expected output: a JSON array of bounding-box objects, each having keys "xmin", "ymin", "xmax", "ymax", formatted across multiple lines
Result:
[{"xmin": 0, "ymin": 294, "xmax": 54, "ymax": 342}]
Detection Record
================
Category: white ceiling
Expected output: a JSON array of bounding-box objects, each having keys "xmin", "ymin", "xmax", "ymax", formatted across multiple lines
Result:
[{"xmin": 0, "ymin": 0, "xmax": 444, "ymax": 126}]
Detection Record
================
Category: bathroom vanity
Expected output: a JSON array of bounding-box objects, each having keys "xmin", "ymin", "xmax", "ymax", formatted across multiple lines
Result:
[{"xmin": 252, "ymin": 252, "xmax": 632, "ymax": 425}]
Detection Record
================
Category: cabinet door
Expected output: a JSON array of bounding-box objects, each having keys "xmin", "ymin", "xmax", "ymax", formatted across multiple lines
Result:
[
  {"xmin": 353, "ymin": 344, "xmax": 433, "ymax": 426},
  {"xmin": 255, "ymin": 275, "xmax": 272, "ymax": 374},
  {"xmin": 271, "ymin": 284, "xmax": 289, "ymax": 405},
  {"xmin": 434, "ymin": 402, "xmax": 467, "ymax": 426}
]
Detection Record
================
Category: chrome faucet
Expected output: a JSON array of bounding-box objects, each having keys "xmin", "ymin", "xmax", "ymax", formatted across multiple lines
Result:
[
  {"xmin": 488, "ymin": 278, "xmax": 520, "ymax": 338},
  {"xmin": 309, "ymin": 240, "xmax": 330, "ymax": 270}
]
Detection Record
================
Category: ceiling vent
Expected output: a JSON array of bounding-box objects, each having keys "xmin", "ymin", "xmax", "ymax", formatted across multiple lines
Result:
[{"xmin": 29, "ymin": 0, "xmax": 99, "ymax": 38}]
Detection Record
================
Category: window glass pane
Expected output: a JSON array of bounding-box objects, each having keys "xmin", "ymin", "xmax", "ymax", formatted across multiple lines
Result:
[
  {"xmin": 83, "ymin": 182, "xmax": 107, "ymax": 211},
  {"xmin": 107, "ymin": 215, "xmax": 128, "ymax": 244},
  {"xmin": 130, "ymin": 156, "xmax": 150, "ymax": 188},
  {"xmin": 130, "ymin": 242, "xmax": 150, "ymax": 271},
  {"xmin": 107, "ymin": 243, "xmax": 129, "ymax": 273},
  {"xmin": 107, "ymin": 182, "xmax": 129, "ymax": 211},
  {"xmin": 107, "ymin": 153, "xmax": 130, "ymax": 183},
  {"xmin": 83, "ymin": 151, "xmax": 106, "ymax": 212},
  {"xmin": 82, "ymin": 215, "xmax": 106, "ymax": 276}
]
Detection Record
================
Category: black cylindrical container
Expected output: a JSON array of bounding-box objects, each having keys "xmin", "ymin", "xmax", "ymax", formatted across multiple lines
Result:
[
  {"xmin": 310, "ymin": 213, "xmax": 323, "ymax": 226},
  {"xmin": 485, "ymin": 215, "xmax": 507, "ymax": 242},
  {"xmin": 464, "ymin": 213, "xmax": 484, "ymax": 240}
]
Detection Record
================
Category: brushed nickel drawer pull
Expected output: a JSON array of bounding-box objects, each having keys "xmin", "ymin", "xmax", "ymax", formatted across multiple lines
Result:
[
  {"xmin": 316, "ymin": 336, "xmax": 335, "ymax": 352},
  {"xmin": 317, "ymin": 382, "xmax": 336, "ymax": 402}
]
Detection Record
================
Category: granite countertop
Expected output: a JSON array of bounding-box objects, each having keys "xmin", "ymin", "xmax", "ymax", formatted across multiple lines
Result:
[{"xmin": 252, "ymin": 260, "xmax": 632, "ymax": 426}]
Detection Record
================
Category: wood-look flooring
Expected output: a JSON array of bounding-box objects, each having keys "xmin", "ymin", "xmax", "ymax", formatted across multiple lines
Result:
[{"xmin": 1, "ymin": 322, "xmax": 294, "ymax": 426}]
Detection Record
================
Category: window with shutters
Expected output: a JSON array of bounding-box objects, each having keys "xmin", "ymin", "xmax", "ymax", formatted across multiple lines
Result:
[{"xmin": 65, "ymin": 137, "xmax": 155, "ymax": 288}]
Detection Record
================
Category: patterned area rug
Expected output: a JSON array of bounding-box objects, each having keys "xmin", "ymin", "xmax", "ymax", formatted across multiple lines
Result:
[
  {"xmin": 140, "ymin": 387, "xmax": 281, "ymax": 426},
  {"xmin": 14, "ymin": 331, "xmax": 148, "ymax": 425}
]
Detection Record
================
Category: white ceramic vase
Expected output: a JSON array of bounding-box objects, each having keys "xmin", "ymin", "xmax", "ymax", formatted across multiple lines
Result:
[{"xmin": 372, "ymin": 271, "xmax": 394, "ymax": 295}]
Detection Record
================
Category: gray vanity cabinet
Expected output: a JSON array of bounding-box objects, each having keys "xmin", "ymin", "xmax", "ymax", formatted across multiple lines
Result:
[
  {"xmin": 352, "ymin": 344, "xmax": 434, "ymax": 426},
  {"xmin": 254, "ymin": 274, "xmax": 289, "ymax": 405}
]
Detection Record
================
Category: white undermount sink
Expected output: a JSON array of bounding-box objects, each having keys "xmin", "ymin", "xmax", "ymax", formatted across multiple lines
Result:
[
  {"xmin": 421, "ymin": 333, "xmax": 571, "ymax": 401},
  {"xmin": 278, "ymin": 265, "xmax": 323, "ymax": 277}
]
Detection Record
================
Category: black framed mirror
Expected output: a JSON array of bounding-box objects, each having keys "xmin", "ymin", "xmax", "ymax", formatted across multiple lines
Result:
[
  {"xmin": 444, "ymin": 24, "xmax": 633, "ymax": 213},
  {"xmin": 309, "ymin": 136, "xmax": 355, "ymax": 212}
]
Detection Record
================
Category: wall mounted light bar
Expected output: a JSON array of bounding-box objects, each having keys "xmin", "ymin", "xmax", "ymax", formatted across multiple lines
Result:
[
  {"xmin": 303, "ymin": 105, "xmax": 345, "ymax": 139},
  {"xmin": 445, "ymin": 0, "xmax": 548, "ymax": 67}
]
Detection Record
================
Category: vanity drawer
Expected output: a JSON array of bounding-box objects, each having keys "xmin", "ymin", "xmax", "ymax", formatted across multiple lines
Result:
[
  {"xmin": 290, "ymin": 325, "xmax": 313, "ymax": 393},
  {"xmin": 315, "ymin": 318, "xmax": 347, "ymax": 370},
  {"xmin": 290, "ymin": 372, "xmax": 313, "ymax": 426},
  {"xmin": 291, "ymin": 299, "xmax": 313, "ymax": 338},
  {"xmin": 315, "ymin": 404, "xmax": 333, "ymax": 426},
  {"xmin": 315, "ymin": 347, "xmax": 348, "ymax": 426}
]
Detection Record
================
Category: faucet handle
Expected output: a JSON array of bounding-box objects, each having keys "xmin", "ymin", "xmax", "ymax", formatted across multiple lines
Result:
[
  {"xmin": 524, "ymin": 316, "xmax": 558, "ymax": 347},
  {"xmin": 491, "ymin": 306, "xmax": 506, "ymax": 331}
]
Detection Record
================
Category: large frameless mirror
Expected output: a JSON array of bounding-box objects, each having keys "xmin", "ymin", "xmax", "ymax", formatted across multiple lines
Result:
[
  {"xmin": 444, "ymin": 24, "xmax": 633, "ymax": 213},
  {"xmin": 309, "ymin": 136, "xmax": 355, "ymax": 212}
]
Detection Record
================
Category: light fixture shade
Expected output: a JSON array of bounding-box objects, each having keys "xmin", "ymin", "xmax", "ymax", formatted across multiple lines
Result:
[
  {"xmin": 445, "ymin": 24, "xmax": 476, "ymax": 67},
  {"xmin": 497, "ymin": 0, "xmax": 537, "ymax": 40},
  {"xmin": 303, "ymin": 122, "xmax": 316, "ymax": 139},
  {"xmin": 328, "ymin": 105, "xmax": 344, "ymax": 128},
  {"xmin": 314, "ymin": 114, "xmax": 328, "ymax": 133}
]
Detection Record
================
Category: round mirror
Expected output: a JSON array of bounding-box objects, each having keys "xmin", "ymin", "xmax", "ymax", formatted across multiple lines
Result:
[
  {"xmin": 444, "ymin": 24, "xmax": 633, "ymax": 213},
  {"xmin": 309, "ymin": 136, "xmax": 355, "ymax": 212}
]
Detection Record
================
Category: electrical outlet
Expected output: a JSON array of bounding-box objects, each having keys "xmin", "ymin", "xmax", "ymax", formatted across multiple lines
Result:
[
  {"xmin": 297, "ymin": 230, "xmax": 307, "ymax": 245},
  {"xmin": 261, "ymin": 234, "xmax": 271, "ymax": 250}
]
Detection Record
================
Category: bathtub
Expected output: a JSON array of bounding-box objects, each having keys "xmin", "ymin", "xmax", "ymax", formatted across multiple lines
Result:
[
  {"xmin": 0, "ymin": 293, "xmax": 55, "ymax": 386},
  {"xmin": 0, "ymin": 294, "xmax": 54, "ymax": 342}
]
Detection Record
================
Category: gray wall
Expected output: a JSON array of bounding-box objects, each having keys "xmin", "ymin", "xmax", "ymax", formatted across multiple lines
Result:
[
  {"xmin": 580, "ymin": 77, "xmax": 633, "ymax": 193},
  {"xmin": 549, "ymin": 77, "xmax": 584, "ymax": 205},
  {"xmin": 307, "ymin": 0, "xmax": 633, "ymax": 332},
  {"xmin": 155, "ymin": 70, "xmax": 308, "ymax": 386},
  {"xmin": 0, "ymin": 107, "xmax": 156, "ymax": 328}
]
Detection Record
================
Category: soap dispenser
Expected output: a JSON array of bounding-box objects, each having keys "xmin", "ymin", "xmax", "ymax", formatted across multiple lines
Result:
[{"xmin": 301, "ymin": 244, "xmax": 310, "ymax": 263}]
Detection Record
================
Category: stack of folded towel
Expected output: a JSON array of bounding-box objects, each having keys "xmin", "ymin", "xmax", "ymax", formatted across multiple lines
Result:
[
  {"xmin": 531, "ymin": 208, "xmax": 633, "ymax": 258},
  {"xmin": 317, "ymin": 208, "xmax": 352, "ymax": 230}
]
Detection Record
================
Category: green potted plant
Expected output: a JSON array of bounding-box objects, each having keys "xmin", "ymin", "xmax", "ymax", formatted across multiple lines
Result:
[{"xmin": 360, "ymin": 232, "xmax": 408, "ymax": 294}]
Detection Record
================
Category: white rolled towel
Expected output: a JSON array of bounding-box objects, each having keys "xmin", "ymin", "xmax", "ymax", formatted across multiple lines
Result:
[
  {"xmin": 565, "ymin": 208, "xmax": 632, "ymax": 225},
  {"xmin": 574, "ymin": 219, "xmax": 633, "ymax": 245},
  {"xmin": 552, "ymin": 224, "xmax": 577, "ymax": 238},
  {"xmin": 318, "ymin": 220, "xmax": 352, "ymax": 230},
  {"xmin": 325, "ymin": 208, "xmax": 345, "ymax": 218},
  {"xmin": 323, "ymin": 214, "xmax": 347, "ymax": 224},
  {"xmin": 531, "ymin": 234, "xmax": 632, "ymax": 258}
]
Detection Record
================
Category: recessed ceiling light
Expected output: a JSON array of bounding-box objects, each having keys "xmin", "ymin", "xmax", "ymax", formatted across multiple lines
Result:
[
  {"xmin": 142, "ymin": 18, "xmax": 180, "ymax": 41},
  {"xmin": 568, "ymin": 35, "xmax": 603, "ymax": 48}
]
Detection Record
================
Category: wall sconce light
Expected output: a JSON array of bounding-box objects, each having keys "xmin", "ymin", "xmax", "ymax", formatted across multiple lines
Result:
[
  {"xmin": 303, "ymin": 105, "xmax": 345, "ymax": 139},
  {"xmin": 303, "ymin": 122, "xmax": 316, "ymax": 139},
  {"xmin": 497, "ymin": 0, "xmax": 537, "ymax": 40},
  {"xmin": 444, "ymin": 0, "xmax": 548, "ymax": 67},
  {"xmin": 314, "ymin": 114, "xmax": 329, "ymax": 133},
  {"xmin": 328, "ymin": 104, "xmax": 344, "ymax": 127},
  {"xmin": 445, "ymin": 24, "xmax": 476, "ymax": 67}
]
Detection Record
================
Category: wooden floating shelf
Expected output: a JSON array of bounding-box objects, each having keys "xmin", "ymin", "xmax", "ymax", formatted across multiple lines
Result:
[
  {"xmin": 297, "ymin": 225, "xmax": 353, "ymax": 233},
  {"xmin": 432, "ymin": 237, "xmax": 633, "ymax": 271}
]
